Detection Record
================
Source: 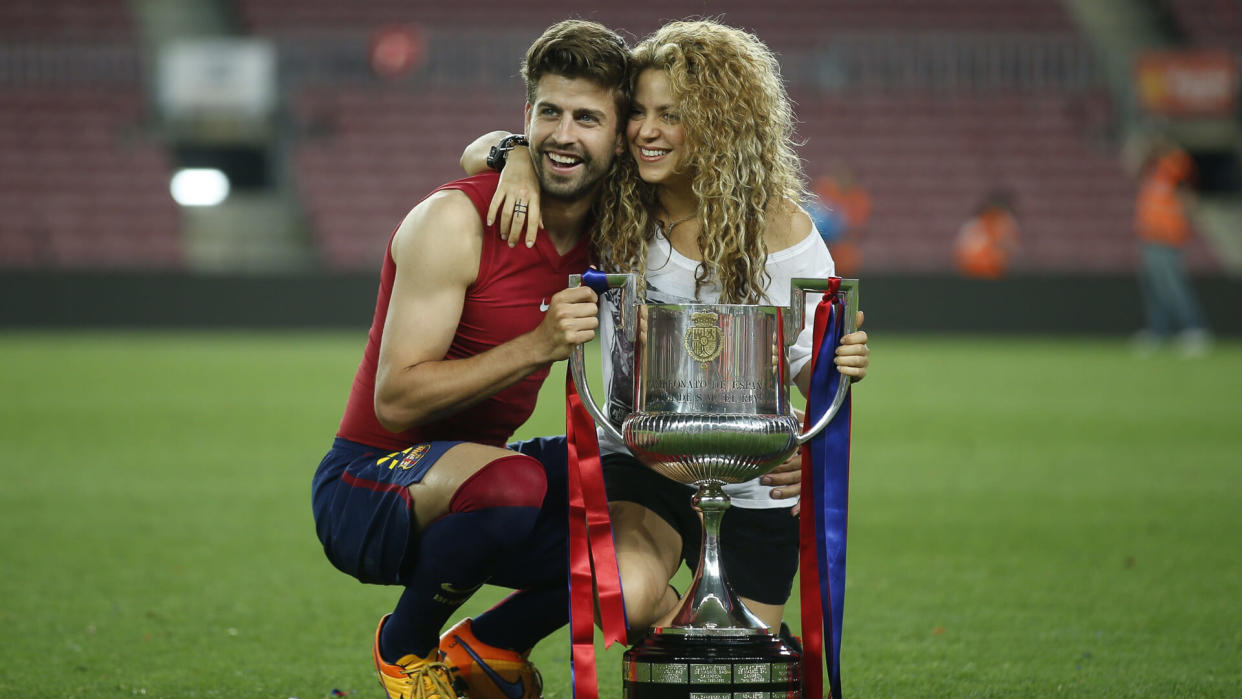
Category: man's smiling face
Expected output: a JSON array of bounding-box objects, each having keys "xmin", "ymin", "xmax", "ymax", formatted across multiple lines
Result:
[{"xmin": 524, "ymin": 74, "xmax": 624, "ymax": 203}]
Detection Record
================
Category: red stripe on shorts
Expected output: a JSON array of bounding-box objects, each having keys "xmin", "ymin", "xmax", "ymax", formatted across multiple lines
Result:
[{"xmin": 342, "ymin": 470, "xmax": 413, "ymax": 508}]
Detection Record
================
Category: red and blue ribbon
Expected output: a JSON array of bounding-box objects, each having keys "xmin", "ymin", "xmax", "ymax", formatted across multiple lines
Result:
[{"xmin": 799, "ymin": 279, "xmax": 852, "ymax": 699}]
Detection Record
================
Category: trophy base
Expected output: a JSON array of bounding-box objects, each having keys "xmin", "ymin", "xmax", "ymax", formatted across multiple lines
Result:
[{"xmin": 623, "ymin": 630, "xmax": 801, "ymax": 699}]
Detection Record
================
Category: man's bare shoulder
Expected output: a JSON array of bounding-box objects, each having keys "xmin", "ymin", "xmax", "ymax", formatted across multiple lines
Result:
[{"xmin": 391, "ymin": 189, "xmax": 485, "ymax": 274}]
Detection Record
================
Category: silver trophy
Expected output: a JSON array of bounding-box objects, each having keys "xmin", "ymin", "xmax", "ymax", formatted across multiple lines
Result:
[{"xmin": 569, "ymin": 272, "xmax": 858, "ymax": 699}]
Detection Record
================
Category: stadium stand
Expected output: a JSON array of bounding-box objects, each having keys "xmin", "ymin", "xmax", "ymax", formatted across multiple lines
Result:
[
  {"xmin": 1165, "ymin": 0, "xmax": 1242, "ymax": 46},
  {"xmin": 0, "ymin": 89, "xmax": 182, "ymax": 268},
  {"xmin": 0, "ymin": 0, "xmax": 182, "ymax": 269},
  {"xmin": 293, "ymin": 87, "xmax": 518, "ymax": 270},
  {"xmin": 236, "ymin": 0, "xmax": 1074, "ymax": 39},
  {"xmin": 1, "ymin": 0, "xmax": 1229, "ymax": 274},
  {"xmin": 289, "ymin": 82, "xmax": 1163, "ymax": 273},
  {"xmin": 0, "ymin": 0, "xmax": 134, "ymax": 40},
  {"xmin": 798, "ymin": 90, "xmax": 1161, "ymax": 272},
  {"xmin": 239, "ymin": 0, "xmax": 1184, "ymax": 273}
]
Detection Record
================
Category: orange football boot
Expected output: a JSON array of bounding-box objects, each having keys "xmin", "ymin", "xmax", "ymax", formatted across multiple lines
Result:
[
  {"xmin": 373, "ymin": 614, "xmax": 463, "ymax": 699},
  {"xmin": 439, "ymin": 618, "xmax": 543, "ymax": 699}
]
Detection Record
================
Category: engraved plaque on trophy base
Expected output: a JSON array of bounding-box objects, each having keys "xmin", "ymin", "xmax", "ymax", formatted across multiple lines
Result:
[{"xmin": 622, "ymin": 632, "xmax": 801, "ymax": 699}]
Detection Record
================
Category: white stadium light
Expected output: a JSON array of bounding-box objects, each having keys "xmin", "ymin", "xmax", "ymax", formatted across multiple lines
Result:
[{"xmin": 170, "ymin": 168, "xmax": 230, "ymax": 206}]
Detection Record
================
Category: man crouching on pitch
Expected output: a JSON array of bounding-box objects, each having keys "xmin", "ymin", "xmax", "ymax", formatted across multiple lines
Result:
[{"xmin": 310, "ymin": 20, "xmax": 630, "ymax": 699}]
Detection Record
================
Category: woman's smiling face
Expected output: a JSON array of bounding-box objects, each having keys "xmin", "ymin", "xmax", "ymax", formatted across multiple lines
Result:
[{"xmin": 626, "ymin": 68, "xmax": 691, "ymax": 189}]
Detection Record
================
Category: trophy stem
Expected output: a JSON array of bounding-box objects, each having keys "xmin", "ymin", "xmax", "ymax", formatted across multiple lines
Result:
[{"xmin": 665, "ymin": 481, "xmax": 769, "ymax": 634}]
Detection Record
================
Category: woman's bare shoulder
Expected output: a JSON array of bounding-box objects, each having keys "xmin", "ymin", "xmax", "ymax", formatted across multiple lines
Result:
[{"xmin": 764, "ymin": 198, "xmax": 814, "ymax": 252}]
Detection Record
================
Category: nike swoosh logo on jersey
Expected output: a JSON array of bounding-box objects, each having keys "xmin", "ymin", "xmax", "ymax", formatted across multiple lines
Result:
[
  {"xmin": 539, "ymin": 299, "xmax": 550, "ymax": 312},
  {"xmin": 454, "ymin": 633, "xmax": 526, "ymax": 699}
]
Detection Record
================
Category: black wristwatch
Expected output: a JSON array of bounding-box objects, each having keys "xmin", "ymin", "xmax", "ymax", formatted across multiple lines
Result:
[{"xmin": 486, "ymin": 134, "xmax": 529, "ymax": 171}]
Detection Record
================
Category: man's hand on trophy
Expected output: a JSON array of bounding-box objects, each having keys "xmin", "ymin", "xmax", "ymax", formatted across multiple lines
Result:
[
  {"xmin": 535, "ymin": 286, "xmax": 599, "ymax": 360},
  {"xmin": 835, "ymin": 310, "xmax": 869, "ymax": 383}
]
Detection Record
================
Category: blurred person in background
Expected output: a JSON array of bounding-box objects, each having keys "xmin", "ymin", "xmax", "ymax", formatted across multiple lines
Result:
[
  {"xmin": 461, "ymin": 19, "xmax": 870, "ymax": 643},
  {"xmin": 955, "ymin": 189, "xmax": 1020, "ymax": 279},
  {"xmin": 810, "ymin": 162, "xmax": 871, "ymax": 277},
  {"xmin": 310, "ymin": 20, "xmax": 630, "ymax": 699},
  {"xmin": 1131, "ymin": 136, "xmax": 1212, "ymax": 356}
]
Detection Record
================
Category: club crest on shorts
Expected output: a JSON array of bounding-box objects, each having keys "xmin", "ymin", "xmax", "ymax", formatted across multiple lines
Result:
[
  {"xmin": 683, "ymin": 311, "xmax": 724, "ymax": 369},
  {"xmin": 378, "ymin": 444, "xmax": 430, "ymax": 471}
]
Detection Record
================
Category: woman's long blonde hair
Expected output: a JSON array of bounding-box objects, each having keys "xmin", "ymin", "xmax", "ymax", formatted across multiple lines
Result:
[{"xmin": 594, "ymin": 20, "xmax": 808, "ymax": 303}]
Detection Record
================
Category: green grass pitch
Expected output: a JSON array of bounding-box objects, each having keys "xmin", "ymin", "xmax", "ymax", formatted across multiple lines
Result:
[{"xmin": 1, "ymin": 331, "xmax": 1240, "ymax": 697}]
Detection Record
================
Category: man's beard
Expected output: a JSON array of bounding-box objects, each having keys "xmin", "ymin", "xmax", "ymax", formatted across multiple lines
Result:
[{"xmin": 533, "ymin": 147, "xmax": 611, "ymax": 203}]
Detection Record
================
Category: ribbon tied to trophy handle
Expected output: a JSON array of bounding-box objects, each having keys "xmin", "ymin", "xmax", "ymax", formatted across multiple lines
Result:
[
  {"xmin": 787, "ymin": 277, "xmax": 859, "ymax": 444},
  {"xmin": 569, "ymin": 270, "xmax": 636, "ymax": 446}
]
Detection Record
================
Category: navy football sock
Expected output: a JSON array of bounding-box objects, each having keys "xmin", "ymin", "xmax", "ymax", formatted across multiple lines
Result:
[
  {"xmin": 380, "ymin": 455, "xmax": 545, "ymax": 661},
  {"xmin": 471, "ymin": 584, "xmax": 569, "ymax": 652}
]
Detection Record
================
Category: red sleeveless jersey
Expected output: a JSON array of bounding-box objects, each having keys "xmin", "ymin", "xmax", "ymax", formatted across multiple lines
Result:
[{"xmin": 336, "ymin": 172, "xmax": 591, "ymax": 450}]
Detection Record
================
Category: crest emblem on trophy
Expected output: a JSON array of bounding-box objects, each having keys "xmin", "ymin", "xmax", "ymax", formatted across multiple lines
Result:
[{"xmin": 683, "ymin": 311, "xmax": 723, "ymax": 368}]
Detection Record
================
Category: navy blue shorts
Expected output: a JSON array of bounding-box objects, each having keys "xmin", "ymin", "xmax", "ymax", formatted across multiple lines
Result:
[{"xmin": 311, "ymin": 436, "xmax": 569, "ymax": 587}]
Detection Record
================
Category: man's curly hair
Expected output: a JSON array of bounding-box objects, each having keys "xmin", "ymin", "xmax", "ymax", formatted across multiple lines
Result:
[{"xmin": 594, "ymin": 19, "xmax": 809, "ymax": 304}]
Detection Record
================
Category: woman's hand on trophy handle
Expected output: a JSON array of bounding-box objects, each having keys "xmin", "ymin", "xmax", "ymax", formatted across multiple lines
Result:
[{"xmin": 835, "ymin": 310, "xmax": 868, "ymax": 383}]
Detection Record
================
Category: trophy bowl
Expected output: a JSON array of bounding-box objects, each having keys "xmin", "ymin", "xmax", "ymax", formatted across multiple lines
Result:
[
  {"xmin": 622, "ymin": 412, "xmax": 801, "ymax": 485},
  {"xmin": 620, "ymin": 301, "xmax": 801, "ymax": 486}
]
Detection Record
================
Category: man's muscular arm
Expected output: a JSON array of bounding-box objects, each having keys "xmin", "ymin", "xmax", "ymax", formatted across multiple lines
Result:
[{"xmin": 373, "ymin": 190, "xmax": 598, "ymax": 433}]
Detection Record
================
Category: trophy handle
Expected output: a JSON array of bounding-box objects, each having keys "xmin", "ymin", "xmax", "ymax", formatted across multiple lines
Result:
[
  {"xmin": 789, "ymin": 278, "xmax": 859, "ymax": 446},
  {"xmin": 568, "ymin": 270, "xmax": 636, "ymax": 446}
]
